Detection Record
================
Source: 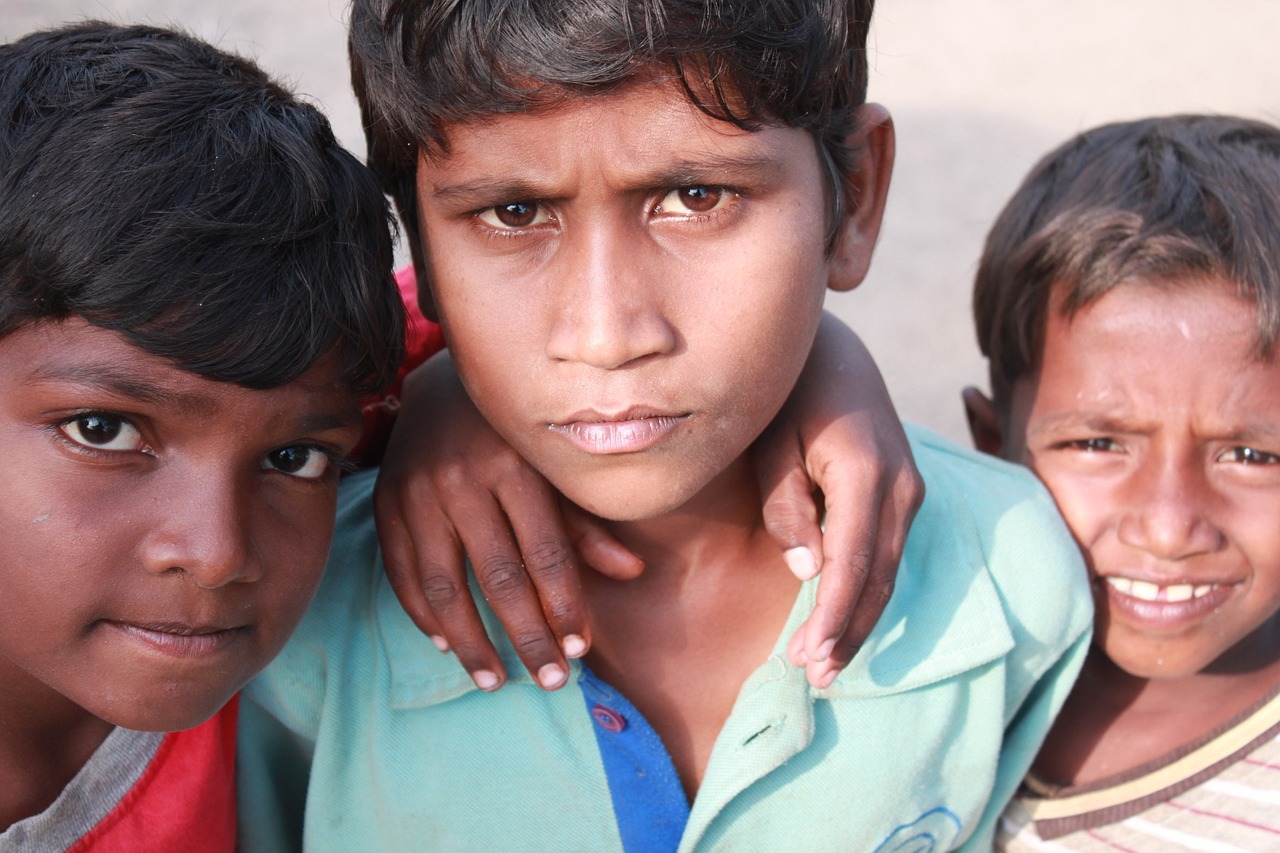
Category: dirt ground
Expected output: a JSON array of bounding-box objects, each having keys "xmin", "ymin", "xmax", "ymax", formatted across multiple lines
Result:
[{"xmin": 5, "ymin": 0, "xmax": 1278, "ymax": 441}]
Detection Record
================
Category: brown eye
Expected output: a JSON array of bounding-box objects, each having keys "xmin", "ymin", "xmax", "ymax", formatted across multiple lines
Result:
[
  {"xmin": 676, "ymin": 186, "xmax": 723, "ymax": 212},
  {"xmin": 653, "ymin": 185, "xmax": 736, "ymax": 217},
  {"xmin": 479, "ymin": 201, "xmax": 550, "ymax": 230}
]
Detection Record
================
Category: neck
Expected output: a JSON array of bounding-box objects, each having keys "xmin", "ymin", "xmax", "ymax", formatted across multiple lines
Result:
[
  {"xmin": 599, "ymin": 457, "xmax": 773, "ymax": 581},
  {"xmin": 580, "ymin": 456, "xmax": 803, "ymax": 800},
  {"xmin": 0, "ymin": 657, "xmax": 114, "ymax": 831},
  {"xmin": 1034, "ymin": 628, "xmax": 1280, "ymax": 786}
]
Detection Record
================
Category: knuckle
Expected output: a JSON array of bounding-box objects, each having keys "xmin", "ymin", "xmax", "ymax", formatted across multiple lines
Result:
[
  {"xmin": 522, "ymin": 539, "xmax": 575, "ymax": 580},
  {"xmin": 512, "ymin": 631, "xmax": 551, "ymax": 658},
  {"xmin": 421, "ymin": 572, "xmax": 465, "ymax": 610},
  {"xmin": 862, "ymin": 576, "xmax": 897, "ymax": 610},
  {"xmin": 475, "ymin": 557, "xmax": 531, "ymax": 602}
]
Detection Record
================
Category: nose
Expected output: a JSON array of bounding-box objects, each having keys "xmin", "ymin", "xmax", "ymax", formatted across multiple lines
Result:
[
  {"xmin": 545, "ymin": 224, "xmax": 676, "ymax": 369},
  {"xmin": 140, "ymin": 467, "xmax": 262, "ymax": 588},
  {"xmin": 1117, "ymin": 453, "xmax": 1224, "ymax": 561}
]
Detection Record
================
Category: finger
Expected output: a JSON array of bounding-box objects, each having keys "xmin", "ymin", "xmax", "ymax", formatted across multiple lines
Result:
[
  {"xmin": 797, "ymin": 458, "xmax": 881, "ymax": 684},
  {"xmin": 802, "ymin": 463, "xmax": 922, "ymax": 687},
  {"xmin": 754, "ymin": 428, "xmax": 826, "ymax": 581},
  {"xmin": 562, "ymin": 504, "xmax": 645, "ymax": 582},
  {"xmin": 373, "ymin": 482, "xmax": 445, "ymax": 647},
  {"xmin": 374, "ymin": 474, "xmax": 508, "ymax": 691},
  {"xmin": 453, "ymin": 489, "xmax": 570, "ymax": 691},
  {"xmin": 497, "ymin": 470, "xmax": 593, "ymax": 659}
]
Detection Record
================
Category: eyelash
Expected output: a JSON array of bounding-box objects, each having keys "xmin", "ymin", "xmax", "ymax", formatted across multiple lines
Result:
[
  {"xmin": 49, "ymin": 411, "xmax": 356, "ymax": 479},
  {"xmin": 469, "ymin": 185, "xmax": 745, "ymax": 237}
]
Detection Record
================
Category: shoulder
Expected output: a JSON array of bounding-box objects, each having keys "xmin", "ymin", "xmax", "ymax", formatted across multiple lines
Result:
[
  {"xmin": 906, "ymin": 424, "xmax": 1090, "ymax": 623},
  {"xmin": 851, "ymin": 426, "xmax": 1093, "ymax": 687}
]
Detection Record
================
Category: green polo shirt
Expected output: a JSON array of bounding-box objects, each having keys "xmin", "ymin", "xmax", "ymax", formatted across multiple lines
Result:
[{"xmin": 238, "ymin": 427, "xmax": 1092, "ymax": 851}]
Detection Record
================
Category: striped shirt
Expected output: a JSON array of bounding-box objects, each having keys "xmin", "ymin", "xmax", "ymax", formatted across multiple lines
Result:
[{"xmin": 997, "ymin": 686, "xmax": 1280, "ymax": 852}]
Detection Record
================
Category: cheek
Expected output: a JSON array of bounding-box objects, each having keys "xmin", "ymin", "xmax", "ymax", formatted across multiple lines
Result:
[{"xmin": 1026, "ymin": 464, "xmax": 1107, "ymax": 564}]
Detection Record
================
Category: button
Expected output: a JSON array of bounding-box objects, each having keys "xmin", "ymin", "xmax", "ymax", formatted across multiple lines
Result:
[{"xmin": 591, "ymin": 703, "xmax": 627, "ymax": 733}]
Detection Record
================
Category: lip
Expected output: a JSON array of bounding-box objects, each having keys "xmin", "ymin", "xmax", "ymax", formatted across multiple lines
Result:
[
  {"xmin": 1095, "ymin": 574, "xmax": 1237, "ymax": 630},
  {"xmin": 549, "ymin": 409, "xmax": 689, "ymax": 455},
  {"xmin": 104, "ymin": 620, "xmax": 249, "ymax": 658}
]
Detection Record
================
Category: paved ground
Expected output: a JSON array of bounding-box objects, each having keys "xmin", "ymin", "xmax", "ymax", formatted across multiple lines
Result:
[{"xmin": 5, "ymin": 1, "xmax": 1279, "ymax": 442}]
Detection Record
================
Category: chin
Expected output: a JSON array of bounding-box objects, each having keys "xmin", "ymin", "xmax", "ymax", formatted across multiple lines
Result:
[{"xmin": 89, "ymin": 686, "xmax": 235, "ymax": 732}]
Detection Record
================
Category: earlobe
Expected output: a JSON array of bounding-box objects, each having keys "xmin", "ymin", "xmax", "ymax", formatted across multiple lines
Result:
[
  {"xmin": 961, "ymin": 386, "xmax": 1004, "ymax": 458},
  {"xmin": 827, "ymin": 103, "xmax": 895, "ymax": 293}
]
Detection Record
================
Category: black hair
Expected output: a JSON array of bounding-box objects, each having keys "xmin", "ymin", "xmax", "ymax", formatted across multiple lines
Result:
[
  {"xmin": 0, "ymin": 21, "xmax": 405, "ymax": 393},
  {"xmin": 974, "ymin": 114, "xmax": 1280, "ymax": 413},
  {"xmin": 347, "ymin": 0, "xmax": 875, "ymax": 275}
]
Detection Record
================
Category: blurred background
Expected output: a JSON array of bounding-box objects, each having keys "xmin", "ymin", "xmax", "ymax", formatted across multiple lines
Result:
[{"xmin": 5, "ymin": 0, "xmax": 1278, "ymax": 442}]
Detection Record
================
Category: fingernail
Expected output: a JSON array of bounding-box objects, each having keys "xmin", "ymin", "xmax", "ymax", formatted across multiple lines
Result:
[
  {"xmin": 472, "ymin": 670, "xmax": 500, "ymax": 691},
  {"xmin": 783, "ymin": 547, "xmax": 819, "ymax": 580},
  {"xmin": 562, "ymin": 634, "xmax": 587, "ymax": 658},
  {"xmin": 793, "ymin": 649, "xmax": 809, "ymax": 666},
  {"xmin": 816, "ymin": 669, "xmax": 838, "ymax": 689},
  {"xmin": 813, "ymin": 638, "xmax": 836, "ymax": 663},
  {"xmin": 538, "ymin": 663, "xmax": 568, "ymax": 690},
  {"xmin": 430, "ymin": 635, "xmax": 450, "ymax": 653}
]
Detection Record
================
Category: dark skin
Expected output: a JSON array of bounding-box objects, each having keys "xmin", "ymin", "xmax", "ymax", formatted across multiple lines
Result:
[
  {"xmin": 388, "ymin": 86, "xmax": 898, "ymax": 798},
  {"xmin": 1033, "ymin": 618, "xmax": 1280, "ymax": 786},
  {"xmin": 0, "ymin": 679, "xmax": 114, "ymax": 831},
  {"xmin": 0, "ymin": 321, "xmax": 361, "ymax": 831},
  {"xmin": 580, "ymin": 460, "xmax": 801, "ymax": 797},
  {"xmin": 963, "ymin": 282, "xmax": 1280, "ymax": 788},
  {"xmin": 375, "ymin": 315, "xmax": 923, "ymax": 693}
]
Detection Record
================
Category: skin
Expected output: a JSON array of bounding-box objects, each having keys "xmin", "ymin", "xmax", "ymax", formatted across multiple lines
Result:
[
  {"xmin": 414, "ymin": 76, "xmax": 893, "ymax": 795},
  {"xmin": 965, "ymin": 279, "xmax": 1280, "ymax": 784},
  {"xmin": 0, "ymin": 319, "xmax": 363, "ymax": 829}
]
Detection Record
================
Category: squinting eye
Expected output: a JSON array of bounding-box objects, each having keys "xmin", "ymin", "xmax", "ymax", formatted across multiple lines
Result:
[
  {"xmin": 654, "ymin": 186, "xmax": 736, "ymax": 216},
  {"xmin": 478, "ymin": 202, "xmax": 552, "ymax": 230},
  {"xmin": 1064, "ymin": 437, "xmax": 1120, "ymax": 453},
  {"xmin": 263, "ymin": 446, "xmax": 332, "ymax": 480},
  {"xmin": 59, "ymin": 414, "xmax": 145, "ymax": 453},
  {"xmin": 1220, "ymin": 446, "xmax": 1280, "ymax": 465}
]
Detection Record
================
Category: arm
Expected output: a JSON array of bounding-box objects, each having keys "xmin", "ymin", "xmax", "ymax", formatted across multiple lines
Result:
[{"xmin": 374, "ymin": 312, "xmax": 922, "ymax": 690}]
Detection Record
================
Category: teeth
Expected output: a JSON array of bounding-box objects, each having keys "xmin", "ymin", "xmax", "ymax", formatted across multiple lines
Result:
[
  {"xmin": 1108, "ymin": 577, "xmax": 1133, "ymax": 594},
  {"xmin": 1105, "ymin": 577, "xmax": 1220, "ymax": 601},
  {"xmin": 1131, "ymin": 580, "xmax": 1160, "ymax": 600}
]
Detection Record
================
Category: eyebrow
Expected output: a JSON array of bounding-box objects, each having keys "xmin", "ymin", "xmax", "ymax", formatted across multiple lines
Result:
[
  {"xmin": 1028, "ymin": 409, "xmax": 1280, "ymax": 444},
  {"xmin": 428, "ymin": 153, "xmax": 787, "ymax": 207},
  {"xmin": 30, "ymin": 362, "xmax": 215, "ymax": 414}
]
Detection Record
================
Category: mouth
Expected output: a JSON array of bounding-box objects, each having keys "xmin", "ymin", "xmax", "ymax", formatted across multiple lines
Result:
[
  {"xmin": 1097, "ymin": 574, "xmax": 1236, "ymax": 628},
  {"xmin": 549, "ymin": 409, "xmax": 690, "ymax": 455},
  {"xmin": 1104, "ymin": 577, "xmax": 1223, "ymax": 603},
  {"xmin": 104, "ymin": 620, "xmax": 249, "ymax": 658}
]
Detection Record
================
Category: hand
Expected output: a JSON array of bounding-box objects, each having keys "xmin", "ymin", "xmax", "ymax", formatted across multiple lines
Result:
[
  {"xmin": 753, "ymin": 312, "xmax": 924, "ymax": 688},
  {"xmin": 373, "ymin": 352, "xmax": 642, "ymax": 692}
]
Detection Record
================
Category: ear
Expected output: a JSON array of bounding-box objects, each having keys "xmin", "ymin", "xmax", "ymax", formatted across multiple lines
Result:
[
  {"xmin": 827, "ymin": 103, "xmax": 895, "ymax": 293},
  {"xmin": 961, "ymin": 386, "xmax": 1004, "ymax": 457}
]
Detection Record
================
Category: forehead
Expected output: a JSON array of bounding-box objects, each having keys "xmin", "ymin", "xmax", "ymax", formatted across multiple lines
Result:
[
  {"xmin": 1, "ymin": 319, "xmax": 359, "ymax": 428},
  {"xmin": 418, "ymin": 77, "xmax": 814, "ymax": 195},
  {"xmin": 1023, "ymin": 278, "xmax": 1275, "ymax": 425}
]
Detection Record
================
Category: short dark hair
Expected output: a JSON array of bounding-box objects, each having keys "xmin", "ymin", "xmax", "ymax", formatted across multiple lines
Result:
[
  {"xmin": 974, "ymin": 114, "xmax": 1280, "ymax": 413},
  {"xmin": 347, "ymin": 0, "xmax": 875, "ymax": 270},
  {"xmin": 0, "ymin": 21, "xmax": 405, "ymax": 393}
]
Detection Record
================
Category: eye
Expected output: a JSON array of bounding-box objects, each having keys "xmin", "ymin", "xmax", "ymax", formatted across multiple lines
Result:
[
  {"xmin": 653, "ymin": 185, "xmax": 737, "ymax": 217},
  {"xmin": 1062, "ymin": 437, "xmax": 1121, "ymax": 453},
  {"xmin": 58, "ymin": 413, "xmax": 146, "ymax": 453},
  {"xmin": 477, "ymin": 202, "xmax": 552, "ymax": 230},
  {"xmin": 262, "ymin": 446, "xmax": 334, "ymax": 480},
  {"xmin": 1218, "ymin": 446, "xmax": 1280, "ymax": 465}
]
